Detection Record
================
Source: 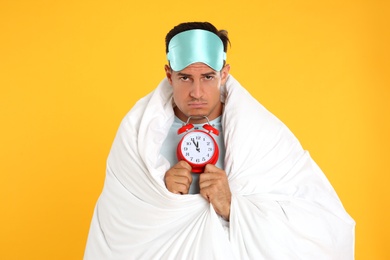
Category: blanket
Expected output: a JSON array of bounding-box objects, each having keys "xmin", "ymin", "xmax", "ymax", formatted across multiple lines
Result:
[{"xmin": 84, "ymin": 75, "xmax": 355, "ymax": 259}]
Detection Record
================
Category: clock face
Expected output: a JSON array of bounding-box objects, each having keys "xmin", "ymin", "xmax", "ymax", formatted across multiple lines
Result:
[{"xmin": 179, "ymin": 131, "xmax": 216, "ymax": 166}]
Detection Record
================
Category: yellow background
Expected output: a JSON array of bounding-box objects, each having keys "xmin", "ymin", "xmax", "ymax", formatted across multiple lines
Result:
[{"xmin": 1, "ymin": 0, "xmax": 389, "ymax": 259}]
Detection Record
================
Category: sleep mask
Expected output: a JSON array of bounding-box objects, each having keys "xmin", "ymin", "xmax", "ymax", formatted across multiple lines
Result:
[{"xmin": 167, "ymin": 29, "xmax": 226, "ymax": 71}]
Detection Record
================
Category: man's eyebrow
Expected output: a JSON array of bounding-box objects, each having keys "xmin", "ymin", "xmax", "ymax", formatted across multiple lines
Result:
[
  {"xmin": 201, "ymin": 71, "xmax": 217, "ymax": 76},
  {"xmin": 177, "ymin": 72, "xmax": 191, "ymax": 77}
]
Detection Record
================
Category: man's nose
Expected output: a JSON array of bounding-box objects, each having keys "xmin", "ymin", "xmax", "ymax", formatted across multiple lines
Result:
[{"xmin": 190, "ymin": 80, "xmax": 202, "ymax": 99}]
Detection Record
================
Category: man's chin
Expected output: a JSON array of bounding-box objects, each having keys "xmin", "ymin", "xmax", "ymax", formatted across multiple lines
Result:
[{"xmin": 186, "ymin": 109, "xmax": 207, "ymax": 117}]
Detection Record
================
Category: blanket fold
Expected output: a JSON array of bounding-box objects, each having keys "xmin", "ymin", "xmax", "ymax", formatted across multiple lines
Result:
[{"xmin": 85, "ymin": 75, "xmax": 355, "ymax": 259}]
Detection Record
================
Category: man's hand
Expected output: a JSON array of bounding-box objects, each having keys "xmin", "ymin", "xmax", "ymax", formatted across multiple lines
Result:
[
  {"xmin": 164, "ymin": 161, "xmax": 192, "ymax": 194},
  {"xmin": 199, "ymin": 164, "xmax": 231, "ymax": 221}
]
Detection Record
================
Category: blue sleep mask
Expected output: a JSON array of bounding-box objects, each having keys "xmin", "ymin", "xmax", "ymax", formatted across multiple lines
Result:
[{"xmin": 167, "ymin": 29, "xmax": 226, "ymax": 71}]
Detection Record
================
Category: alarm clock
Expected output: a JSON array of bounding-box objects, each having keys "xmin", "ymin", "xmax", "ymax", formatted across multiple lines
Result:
[{"xmin": 176, "ymin": 118, "xmax": 219, "ymax": 173}]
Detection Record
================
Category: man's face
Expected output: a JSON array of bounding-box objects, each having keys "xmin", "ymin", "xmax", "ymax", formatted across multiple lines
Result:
[{"xmin": 165, "ymin": 62, "xmax": 230, "ymax": 124}]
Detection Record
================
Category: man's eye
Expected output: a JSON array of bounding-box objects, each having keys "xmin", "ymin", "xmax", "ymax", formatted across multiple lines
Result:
[
  {"xmin": 204, "ymin": 75, "xmax": 214, "ymax": 80},
  {"xmin": 180, "ymin": 77, "xmax": 189, "ymax": 81}
]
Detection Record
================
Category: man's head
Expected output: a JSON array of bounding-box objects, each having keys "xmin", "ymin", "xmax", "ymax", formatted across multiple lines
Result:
[
  {"xmin": 165, "ymin": 22, "xmax": 229, "ymax": 54},
  {"xmin": 165, "ymin": 22, "xmax": 230, "ymax": 71},
  {"xmin": 165, "ymin": 22, "xmax": 231, "ymax": 123}
]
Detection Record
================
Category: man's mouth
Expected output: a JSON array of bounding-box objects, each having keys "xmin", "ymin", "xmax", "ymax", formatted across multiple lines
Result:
[{"xmin": 188, "ymin": 102, "xmax": 207, "ymax": 108}]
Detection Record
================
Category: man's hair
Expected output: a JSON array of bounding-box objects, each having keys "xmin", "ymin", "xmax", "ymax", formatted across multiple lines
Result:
[{"xmin": 165, "ymin": 22, "xmax": 230, "ymax": 54}]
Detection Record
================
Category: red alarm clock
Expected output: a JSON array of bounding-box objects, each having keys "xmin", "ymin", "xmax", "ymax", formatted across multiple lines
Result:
[{"xmin": 177, "ymin": 117, "xmax": 219, "ymax": 173}]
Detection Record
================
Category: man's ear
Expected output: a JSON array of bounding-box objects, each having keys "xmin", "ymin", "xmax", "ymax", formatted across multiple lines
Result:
[
  {"xmin": 165, "ymin": 64, "xmax": 173, "ymax": 84},
  {"xmin": 221, "ymin": 64, "xmax": 231, "ymax": 85}
]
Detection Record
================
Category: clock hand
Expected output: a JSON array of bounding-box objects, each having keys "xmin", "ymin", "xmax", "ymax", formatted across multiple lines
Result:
[
  {"xmin": 196, "ymin": 141, "xmax": 200, "ymax": 152},
  {"xmin": 191, "ymin": 138, "xmax": 200, "ymax": 152}
]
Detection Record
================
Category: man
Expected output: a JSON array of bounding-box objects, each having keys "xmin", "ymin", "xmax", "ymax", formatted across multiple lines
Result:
[{"xmin": 85, "ymin": 22, "xmax": 355, "ymax": 259}]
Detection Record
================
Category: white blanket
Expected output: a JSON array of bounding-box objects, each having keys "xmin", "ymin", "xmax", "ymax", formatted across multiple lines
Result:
[{"xmin": 84, "ymin": 75, "xmax": 355, "ymax": 259}]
